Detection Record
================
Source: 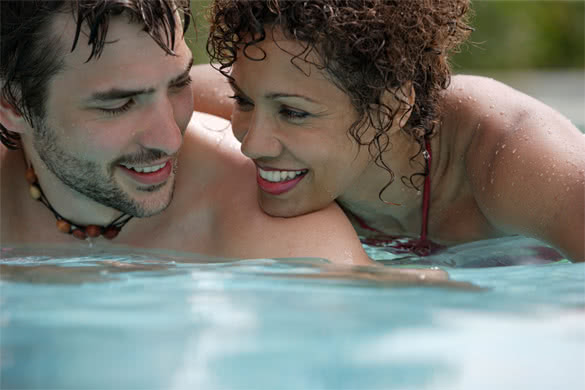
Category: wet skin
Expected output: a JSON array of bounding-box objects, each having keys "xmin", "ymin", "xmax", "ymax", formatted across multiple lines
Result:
[
  {"xmin": 191, "ymin": 28, "xmax": 585, "ymax": 262},
  {"xmin": 0, "ymin": 13, "xmax": 376, "ymax": 267}
]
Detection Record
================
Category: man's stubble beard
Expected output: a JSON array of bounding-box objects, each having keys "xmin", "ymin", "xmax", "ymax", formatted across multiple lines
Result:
[{"xmin": 31, "ymin": 119, "xmax": 177, "ymax": 218}]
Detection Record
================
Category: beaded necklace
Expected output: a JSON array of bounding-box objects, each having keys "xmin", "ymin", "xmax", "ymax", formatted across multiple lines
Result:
[{"xmin": 25, "ymin": 165, "xmax": 133, "ymax": 240}]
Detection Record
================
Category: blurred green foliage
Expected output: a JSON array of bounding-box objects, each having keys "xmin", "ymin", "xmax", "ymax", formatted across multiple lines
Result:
[
  {"xmin": 453, "ymin": 0, "xmax": 584, "ymax": 70},
  {"xmin": 187, "ymin": 0, "xmax": 584, "ymax": 70}
]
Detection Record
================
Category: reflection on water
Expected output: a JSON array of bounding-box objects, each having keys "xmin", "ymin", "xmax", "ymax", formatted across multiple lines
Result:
[{"xmin": 1, "ymin": 238, "xmax": 583, "ymax": 390}]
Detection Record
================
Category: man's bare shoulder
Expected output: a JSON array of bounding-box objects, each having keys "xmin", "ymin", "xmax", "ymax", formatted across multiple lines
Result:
[
  {"xmin": 217, "ymin": 202, "xmax": 372, "ymax": 265},
  {"xmin": 173, "ymin": 111, "xmax": 255, "ymax": 205},
  {"xmin": 178, "ymin": 112, "xmax": 251, "ymax": 182}
]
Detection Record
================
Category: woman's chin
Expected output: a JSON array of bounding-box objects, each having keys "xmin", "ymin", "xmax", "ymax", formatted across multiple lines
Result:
[{"xmin": 258, "ymin": 197, "xmax": 321, "ymax": 218}]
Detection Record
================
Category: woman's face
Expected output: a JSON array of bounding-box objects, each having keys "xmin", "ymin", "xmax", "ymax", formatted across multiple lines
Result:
[{"xmin": 229, "ymin": 30, "xmax": 375, "ymax": 217}]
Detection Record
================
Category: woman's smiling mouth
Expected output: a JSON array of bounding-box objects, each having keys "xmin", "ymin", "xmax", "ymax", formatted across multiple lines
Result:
[{"xmin": 256, "ymin": 166, "xmax": 308, "ymax": 195}]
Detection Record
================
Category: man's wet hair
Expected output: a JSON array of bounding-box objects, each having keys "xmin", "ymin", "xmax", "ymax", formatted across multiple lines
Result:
[
  {"xmin": 207, "ymin": 0, "xmax": 472, "ymax": 192},
  {"xmin": 0, "ymin": 0, "xmax": 191, "ymax": 149}
]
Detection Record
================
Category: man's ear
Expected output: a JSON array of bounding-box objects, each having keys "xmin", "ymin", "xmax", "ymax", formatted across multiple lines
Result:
[
  {"xmin": 380, "ymin": 82, "xmax": 416, "ymax": 132},
  {"xmin": 0, "ymin": 97, "xmax": 29, "ymax": 134}
]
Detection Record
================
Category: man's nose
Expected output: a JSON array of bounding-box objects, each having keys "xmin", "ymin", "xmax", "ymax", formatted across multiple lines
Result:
[{"xmin": 138, "ymin": 97, "xmax": 183, "ymax": 156}]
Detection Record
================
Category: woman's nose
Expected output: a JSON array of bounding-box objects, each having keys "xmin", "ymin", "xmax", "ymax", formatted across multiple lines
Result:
[{"xmin": 233, "ymin": 111, "xmax": 282, "ymax": 160}]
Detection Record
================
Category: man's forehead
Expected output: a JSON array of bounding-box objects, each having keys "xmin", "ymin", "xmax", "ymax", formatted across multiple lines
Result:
[
  {"xmin": 44, "ymin": 12, "xmax": 191, "ymax": 97},
  {"xmin": 48, "ymin": 8, "xmax": 185, "ymax": 65}
]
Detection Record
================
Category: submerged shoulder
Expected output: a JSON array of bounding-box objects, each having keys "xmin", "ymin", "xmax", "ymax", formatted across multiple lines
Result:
[{"xmin": 220, "ymin": 201, "xmax": 372, "ymax": 265}]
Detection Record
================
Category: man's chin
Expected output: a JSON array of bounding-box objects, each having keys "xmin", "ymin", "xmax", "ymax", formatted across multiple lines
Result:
[{"xmin": 122, "ymin": 178, "xmax": 176, "ymax": 217}]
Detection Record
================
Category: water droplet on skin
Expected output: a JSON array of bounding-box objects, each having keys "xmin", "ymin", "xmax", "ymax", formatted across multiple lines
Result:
[
  {"xmin": 490, "ymin": 178, "xmax": 494, "ymax": 184},
  {"xmin": 501, "ymin": 144, "xmax": 506, "ymax": 149},
  {"xmin": 490, "ymin": 105, "xmax": 495, "ymax": 109},
  {"xmin": 495, "ymin": 150, "xmax": 499, "ymax": 155},
  {"xmin": 512, "ymin": 149, "xmax": 516, "ymax": 154},
  {"xmin": 458, "ymin": 99, "xmax": 462, "ymax": 103}
]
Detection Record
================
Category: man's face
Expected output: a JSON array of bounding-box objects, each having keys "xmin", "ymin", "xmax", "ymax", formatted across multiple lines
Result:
[{"xmin": 31, "ymin": 13, "xmax": 194, "ymax": 217}]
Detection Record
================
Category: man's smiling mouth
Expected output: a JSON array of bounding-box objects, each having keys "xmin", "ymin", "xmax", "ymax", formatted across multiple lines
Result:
[{"xmin": 119, "ymin": 162, "xmax": 167, "ymax": 173}]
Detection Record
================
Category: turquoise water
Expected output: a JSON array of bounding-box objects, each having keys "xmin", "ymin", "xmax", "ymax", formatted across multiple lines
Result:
[{"xmin": 1, "ymin": 238, "xmax": 584, "ymax": 389}]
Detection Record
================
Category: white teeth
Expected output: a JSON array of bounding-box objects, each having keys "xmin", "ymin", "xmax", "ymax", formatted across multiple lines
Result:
[
  {"xmin": 258, "ymin": 168, "xmax": 305, "ymax": 183},
  {"xmin": 121, "ymin": 162, "xmax": 166, "ymax": 173}
]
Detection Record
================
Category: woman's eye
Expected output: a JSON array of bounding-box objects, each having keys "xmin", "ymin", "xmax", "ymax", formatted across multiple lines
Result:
[
  {"xmin": 280, "ymin": 107, "xmax": 310, "ymax": 121},
  {"xmin": 99, "ymin": 100, "xmax": 136, "ymax": 116},
  {"xmin": 228, "ymin": 94, "xmax": 253, "ymax": 111}
]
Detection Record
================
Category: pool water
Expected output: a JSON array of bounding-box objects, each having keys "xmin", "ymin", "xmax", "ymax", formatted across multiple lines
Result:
[{"xmin": 1, "ymin": 238, "xmax": 584, "ymax": 390}]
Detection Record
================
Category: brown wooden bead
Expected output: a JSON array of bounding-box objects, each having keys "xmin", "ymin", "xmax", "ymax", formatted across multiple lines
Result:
[
  {"xmin": 103, "ymin": 227, "xmax": 120, "ymax": 239},
  {"xmin": 25, "ymin": 168, "xmax": 37, "ymax": 184},
  {"xmin": 86, "ymin": 225, "xmax": 101, "ymax": 238},
  {"xmin": 56, "ymin": 220, "xmax": 71, "ymax": 233},
  {"xmin": 72, "ymin": 229, "xmax": 87, "ymax": 240},
  {"xmin": 29, "ymin": 185, "xmax": 42, "ymax": 200}
]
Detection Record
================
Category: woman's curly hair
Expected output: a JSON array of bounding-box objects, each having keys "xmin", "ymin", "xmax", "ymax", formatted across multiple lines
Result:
[{"xmin": 207, "ymin": 0, "xmax": 472, "ymax": 195}]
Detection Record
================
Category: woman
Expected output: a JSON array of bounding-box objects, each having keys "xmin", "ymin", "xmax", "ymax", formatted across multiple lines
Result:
[{"xmin": 199, "ymin": 0, "xmax": 584, "ymax": 262}]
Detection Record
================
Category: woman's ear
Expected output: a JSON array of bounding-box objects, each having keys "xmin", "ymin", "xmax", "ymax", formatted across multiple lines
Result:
[
  {"xmin": 0, "ymin": 97, "xmax": 29, "ymax": 134},
  {"xmin": 396, "ymin": 82, "xmax": 415, "ymax": 129},
  {"xmin": 379, "ymin": 82, "xmax": 415, "ymax": 132}
]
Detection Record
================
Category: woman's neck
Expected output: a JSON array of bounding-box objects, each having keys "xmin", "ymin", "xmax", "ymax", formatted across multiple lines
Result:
[{"xmin": 337, "ymin": 131, "xmax": 431, "ymax": 236}]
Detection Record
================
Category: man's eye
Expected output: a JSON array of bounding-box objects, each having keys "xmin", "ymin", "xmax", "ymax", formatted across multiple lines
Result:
[
  {"xmin": 99, "ymin": 100, "xmax": 136, "ymax": 116},
  {"xmin": 172, "ymin": 76, "xmax": 192, "ymax": 89}
]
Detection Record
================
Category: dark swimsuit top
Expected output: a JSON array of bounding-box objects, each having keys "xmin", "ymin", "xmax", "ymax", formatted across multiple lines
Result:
[{"xmin": 344, "ymin": 139, "xmax": 445, "ymax": 257}]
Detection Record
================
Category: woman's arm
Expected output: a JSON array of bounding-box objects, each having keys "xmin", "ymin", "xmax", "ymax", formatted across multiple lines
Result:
[
  {"xmin": 190, "ymin": 63, "xmax": 234, "ymax": 120},
  {"xmin": 462, "ymin": 76, "xmax": 585, "ymax": 262}
]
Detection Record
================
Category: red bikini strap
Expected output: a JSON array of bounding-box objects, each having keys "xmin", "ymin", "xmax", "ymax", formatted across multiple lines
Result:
[{"xmin": 420, "ymin": 138, "xmax": 432, "ymax": 241}]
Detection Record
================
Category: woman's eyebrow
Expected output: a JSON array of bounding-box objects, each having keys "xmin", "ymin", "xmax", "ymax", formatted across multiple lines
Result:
[{"xmin": 229, "ymin": 79, "xmax": 318, "ymax": 103}]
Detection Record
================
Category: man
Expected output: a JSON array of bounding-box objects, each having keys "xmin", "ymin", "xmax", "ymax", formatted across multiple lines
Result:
[{"xmin": 0, "ymin": 0, "xmax": 374, "ymax": 265}]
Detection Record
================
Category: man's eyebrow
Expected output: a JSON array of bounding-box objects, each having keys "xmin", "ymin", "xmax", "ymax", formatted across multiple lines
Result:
[
  {"xmin": 89, "ymin": 87, "xmax": 155, "ymax": 102},
  {"xmin": 170, "ymin": 57, "xmax": 194, "ymax": 85},
  {"xmin": 88, "ymin": 56, "xmax": 194, "ymax": 102}
]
